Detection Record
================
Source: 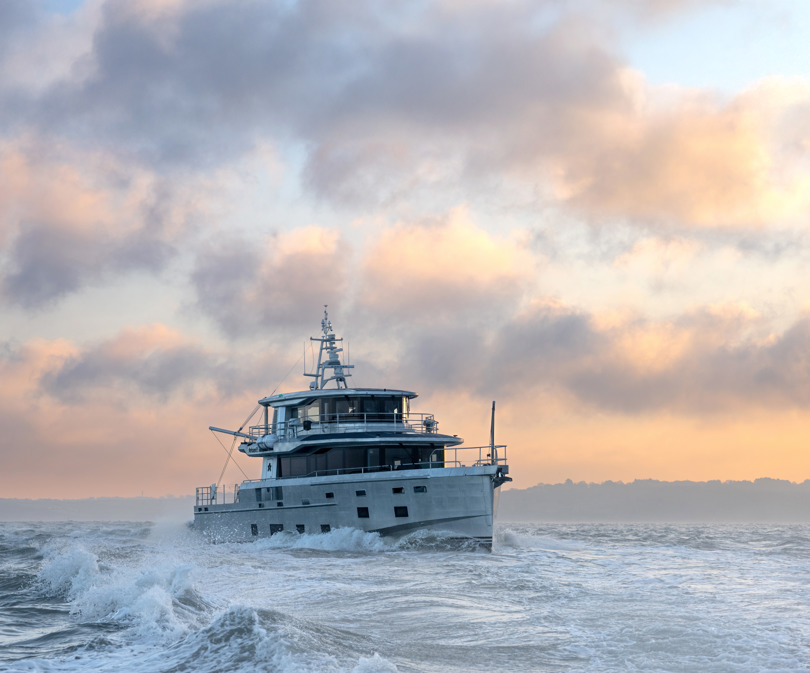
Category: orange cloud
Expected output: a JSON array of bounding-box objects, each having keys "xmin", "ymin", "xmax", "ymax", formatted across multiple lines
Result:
[
  {"xmin": 359, "ymin": 208, "xmax": 533, "ymax": 316},
  {"xmin": 0, "ymin": 331, "xmax": 260, "ymax": 499},
  {"xmin": 550, "ymin": 77, "xmax": 810, "ymax": 227}
]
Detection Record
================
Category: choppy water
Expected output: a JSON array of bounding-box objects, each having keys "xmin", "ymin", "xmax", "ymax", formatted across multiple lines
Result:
[{"xmin": 0, "ymin": 521, "xmax": 808, "ymax": 672}]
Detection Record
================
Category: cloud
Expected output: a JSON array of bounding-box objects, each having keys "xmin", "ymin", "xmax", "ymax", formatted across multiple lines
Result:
[
  {"xmin": 0, "ymin": 332, "xmax": 264, "ymax": 498},
  {"xmin": 5, "ymin": 0, "xmax": 803, "ymax": 230},
  {"xmin": 191, "ymin": 226, "xmax": 350, "ymax": 337},
  {"xmin": 40, "ymin": 324, "xmax": 221, "ymax": 402},
  {"xmin": 557, "ymin": 81, "xmax": 810, "ymax": 227},
  {"xmin": 387, "ymin": 299, "xmax": 810, "ymax": 416},
  {"xmin": 0, "ymin": 140, "xmax": 192, "ymax": 308},
  {"xmin": 358, "ymin": 208, "xmax": 532, "ymax": 321}
]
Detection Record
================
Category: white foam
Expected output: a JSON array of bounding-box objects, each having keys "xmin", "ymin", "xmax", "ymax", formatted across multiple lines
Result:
[
  {"xmin": 351, "ymin": 653, "xmax": 399, "ymax": 672},
  {"xmin": 495, "ymin": 525, "xmax": 590, "ymax": 553},
  {"xmin": 37, "ymin": 543, "xmax": 101, "ymax": 600},
  {"xmin": 35, "ymin": 535, "xmax": 211, "ymax": 644},
  {"xmin": 249, "ymin": 527, "xmax": 389, "ymax": 553}
]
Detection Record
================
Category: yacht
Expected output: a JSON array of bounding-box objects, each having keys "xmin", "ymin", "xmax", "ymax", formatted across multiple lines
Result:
[{"xmin": 193, "ymin": 309, "xmax": 511, "ymax": 549}]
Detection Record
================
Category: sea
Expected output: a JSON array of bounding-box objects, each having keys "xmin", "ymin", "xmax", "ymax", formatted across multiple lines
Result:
[{"xmin": 1, "ymin": 521, "xmax": 808, "ymax": 672}]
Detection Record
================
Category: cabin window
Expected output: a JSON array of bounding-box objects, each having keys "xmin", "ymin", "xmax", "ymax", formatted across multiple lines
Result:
[
  {"xmin": 394, "ymin": 506, "xmax": 409, "ymax": 518},
  {"xmin": 354, "ymin": 396, "xmax": 402, "ymax": 421},
  {"xmin": 356, "ymin": 490, "xmax": 366, "ymax": 497},
  {"xmin": 277, "ymin": 445, "xmax": 440, "ymax": 478},
  {"xmin": 290, "ymin": 455, "xmax": 308, "ymax": 476},
  {"xmin": 357, "ymin": 507, "xmax": 369, "ymax": 518},
  {"xmin": 321, "ymin": 397, "xmax": 351, "ymax": 420},
  {"xmin": 296, "ymin": 524, "xmax": 305, "ymax": 533},
  {"xmin": 291, "ymin": 401, "xmax": 320, "ymax": 426},
  {"xmin": 310, "ymin": 451, "xmax": 327, "ymax": 474},
  {"xmin": 302, "ymin": 499, "xmax": 310, "ymax": 505},
  {"xmin": 250, "ymin": 524, "xmax": 258, "ymax": 536},
  {"xmin": 269, "ymin": 524, "xmax": 283, "ymax": 535},
  {"xmin": 320, "ymin": 395, "xmax": 411, "ymax": 423},
  {"xmin": 387, "ymin": 447, "xmax": 415, "ymax": 469},
  {"xmin": 277, "ymin": 501, "xmax": 283, "ymax": 507},
  {"xmin": 392, "ymin": 487, "xmax": 404, "ymax": 494},
  {"xmin": 321, "ymin": 524, "xmax": 331, "ymax": 533},
  {"xmin": 326, "ymin": 492, "xmax": 334, "ymax": 499},
  {"xmin": 414, "ymin": 485, "xmax": 427, "ymax": 493}
]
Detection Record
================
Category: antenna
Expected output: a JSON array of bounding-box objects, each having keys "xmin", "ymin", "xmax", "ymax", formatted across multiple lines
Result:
[{"xmin": 490, "ymin": 401, "xmax": 497, "ymax": 464}]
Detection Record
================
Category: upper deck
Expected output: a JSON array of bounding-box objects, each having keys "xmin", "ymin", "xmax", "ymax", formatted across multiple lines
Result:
[
  {"xmin": 213, "ymin": 309, "xmax": 468, "ymax": 457},
  {"xmin": 259, "ymin": 387, "xmax": 417, "ymax": 407}
]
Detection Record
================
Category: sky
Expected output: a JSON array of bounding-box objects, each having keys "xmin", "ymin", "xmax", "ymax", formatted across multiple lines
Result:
[{"xmin": 1, "ymin": 0, "xmax": 810, "ymax": 498}]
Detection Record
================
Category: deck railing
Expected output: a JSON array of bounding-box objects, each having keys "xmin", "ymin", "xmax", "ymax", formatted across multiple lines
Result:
[
  {"xmin": 248, "ymin": 411, "xmax": 439, "ymax": 442},
  {"xmin": 303, "ymin": 447, "xmax": 507, "ymax": 478},
  {"xmin": 195, "ymin": 483, "xmax": 239, "ymax": 506},
  {"xmin": 196, "ymin": 444, "xmax": 507, "ymax": 502},
  {"xmin": 255, "ymin": 444, "xmax": 506, "ymax": 480}
]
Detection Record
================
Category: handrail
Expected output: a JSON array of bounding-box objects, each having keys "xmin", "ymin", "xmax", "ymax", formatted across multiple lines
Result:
[
  {"xmin": 248, "ymin": 411, "xmax": 440, "ymax": 440},
  {"xmin": 198, "ymin": 445, "xmax": 508, "ymax": 500},
  {"xmin": 195, "ymin": 483, "xmax": 239, "ymax": 506}
]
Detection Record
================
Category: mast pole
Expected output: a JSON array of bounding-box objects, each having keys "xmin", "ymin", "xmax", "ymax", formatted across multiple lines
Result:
[{"xmin": 490, "ymin": 401, "xmax": 497, "ymax": 464}]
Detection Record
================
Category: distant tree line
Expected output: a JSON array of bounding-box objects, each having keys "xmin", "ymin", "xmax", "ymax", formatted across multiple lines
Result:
[{"xmin": 499, "ymin": 479, "xmax": 810, "ymax": 522}]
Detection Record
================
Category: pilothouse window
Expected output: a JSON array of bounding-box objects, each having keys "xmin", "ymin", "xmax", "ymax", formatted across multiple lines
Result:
[{"xmin": 320, "ymin": 395, "xmax": 408, "ymax": 423}]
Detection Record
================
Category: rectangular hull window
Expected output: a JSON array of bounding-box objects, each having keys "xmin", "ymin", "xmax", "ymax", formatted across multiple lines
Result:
[
  {"xmin": 321, "ymin": 524, "xmax": 331, "ymax": 533},
  {"xmin": 413, "ymin": 485, "xmax": 427, "ymax": 493},
  {"xmin": 296, "ymin": 524, "xmax": 305, "ymax": 533},
  {"xmin": 250, "ymin": 524, "xmax": 259, "ymax": 536},
  {"xmin": 394, "ymin": 506, "xmax": 409, "ymax": 518},
  {"xmin": 357, "ymin": 507, "xmax": 369, "ymax": 518},
  {"xmin": 269, "ymin": 524, "xmax": 283, "ymax": 535}
]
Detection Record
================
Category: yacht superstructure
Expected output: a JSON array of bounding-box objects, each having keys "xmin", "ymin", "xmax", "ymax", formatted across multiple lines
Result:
[{"xmin": 193, "ymin": 309, "xmax": 510, "ymax": 548}]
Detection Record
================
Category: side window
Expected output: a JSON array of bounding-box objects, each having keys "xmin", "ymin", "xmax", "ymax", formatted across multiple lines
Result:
[
  {"xmin": 269, "ymin": 524, "xmax": 283, "ymax": 535},
  {"xmin": 413, "ymin": 485, "xmax": 427, "ymax": 493},
  {"xmin": 394, "ymin": 506, "xmax": 409, "ymax": 518},
  {"xmin": 250, "ymin": 523, "xmax": 259, "ymax": 536},
  {"xmin": 357, "ymin": 507, "xmax": 370, "ymax": 518}
]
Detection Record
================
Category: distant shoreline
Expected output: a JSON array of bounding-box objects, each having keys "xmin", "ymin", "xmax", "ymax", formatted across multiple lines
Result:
[
  {"xmin": 0, "ymin": 495, "xmax": 195, "ymax": 522},
  {"xmin": 499, "ymin": 478, "xmax": 810, "ymax": 523},
  {"xmin": 1, "ymin": 479, "xmax": 808, "ymax": 522}
]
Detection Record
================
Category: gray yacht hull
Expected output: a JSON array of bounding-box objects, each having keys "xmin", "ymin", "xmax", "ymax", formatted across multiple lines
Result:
[{"xmin": 193, "ymin": 465, "xmax": 502, "ymax": 549}]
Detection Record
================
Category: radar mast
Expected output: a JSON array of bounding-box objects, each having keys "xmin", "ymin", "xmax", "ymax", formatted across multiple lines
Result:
[{"xmin": 305, "ymin": 306, "xmax": 354, "ymax": 389}]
